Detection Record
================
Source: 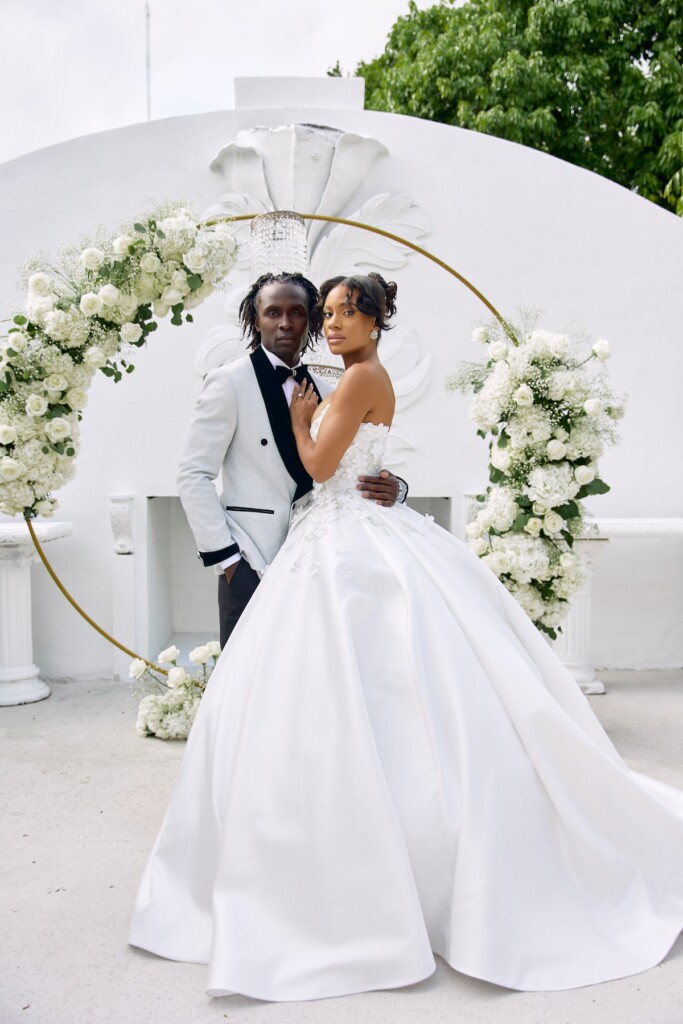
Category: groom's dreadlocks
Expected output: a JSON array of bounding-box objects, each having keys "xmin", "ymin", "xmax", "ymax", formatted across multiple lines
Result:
[{"xmin": 239, "ymin": 272, "xmax": 321, "ymax": 354}]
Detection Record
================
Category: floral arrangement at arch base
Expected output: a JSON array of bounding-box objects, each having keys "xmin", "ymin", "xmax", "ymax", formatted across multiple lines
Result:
[
  {"xmin": 0, "ymin": 205, "xmax": 238, "ymax": 518},
  {"xmin": 448, "ymin": 313, "xmax": 625, "ymax": 639},
  {"xmin": 130, "ymin": 641, "xmax": 221, "ymax": 740}
]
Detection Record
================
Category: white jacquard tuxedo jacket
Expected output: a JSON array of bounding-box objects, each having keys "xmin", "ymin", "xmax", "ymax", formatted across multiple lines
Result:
[{"xmin": 177, "ymin": 345, "xmax": 334, "ymax": 576}]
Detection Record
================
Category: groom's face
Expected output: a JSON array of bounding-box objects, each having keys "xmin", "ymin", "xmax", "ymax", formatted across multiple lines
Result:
[{"xmin": 256, "ymin": 282, "xmax": 310, "ymax": 367}]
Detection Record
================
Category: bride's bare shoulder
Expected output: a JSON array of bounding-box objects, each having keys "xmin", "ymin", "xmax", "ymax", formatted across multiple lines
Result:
[{"xmin": 340, "ymin": 361, "xmax": 391, "ymax": 387}]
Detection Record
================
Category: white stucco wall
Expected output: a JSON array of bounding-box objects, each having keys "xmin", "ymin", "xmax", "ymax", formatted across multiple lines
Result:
[{"xmin": 0, "ymin": 80, "xmax": 681, "ymax": 677}]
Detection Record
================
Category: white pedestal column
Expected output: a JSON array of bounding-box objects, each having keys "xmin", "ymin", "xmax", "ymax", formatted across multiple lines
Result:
[
  {"xmin": 0, "ymin": 520, "xmax": 73, "ymax": 706},
  {"xmin": 553, "ymin": 537, "xmax": 609, "ymax": 695}
]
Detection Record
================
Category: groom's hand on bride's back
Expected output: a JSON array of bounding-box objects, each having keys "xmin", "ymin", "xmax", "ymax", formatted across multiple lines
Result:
[{"xmin": 357, "ymin": 470, "xmax": 400, "ymax": 507}]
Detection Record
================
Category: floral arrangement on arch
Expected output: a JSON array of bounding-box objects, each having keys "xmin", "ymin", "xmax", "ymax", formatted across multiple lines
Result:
[
  {"xmin": 0, "ymin": 205, "xmax": 238, "ymax": 518},
  {"xmin": 130, "ymin": 641, "xmax": 221, "ymax": 740},
  {"xmin": 448, "ymin": 314, "xmax": 625, "ymax": 639}
]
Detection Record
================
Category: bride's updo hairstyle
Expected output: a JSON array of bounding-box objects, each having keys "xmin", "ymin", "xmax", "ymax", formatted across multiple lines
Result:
[{"xmin": 313, "ymin": 272, "xmax": 398, "ymax": 340}]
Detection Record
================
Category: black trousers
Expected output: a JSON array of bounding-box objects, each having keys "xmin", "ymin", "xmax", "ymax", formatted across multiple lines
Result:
[{"xmin": 218, "ymin": 560, "xmax": 261, "ymax": 648}]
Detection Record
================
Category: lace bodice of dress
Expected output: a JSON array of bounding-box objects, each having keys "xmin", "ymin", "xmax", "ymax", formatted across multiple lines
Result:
[{"xmin": 309, "ymin": 405, "xmax": 389, "ymax": 498}]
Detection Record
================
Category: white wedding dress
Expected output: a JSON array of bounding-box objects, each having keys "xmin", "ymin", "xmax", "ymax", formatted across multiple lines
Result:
[{"xmin": 129, "ymin": 408, "xmax": 683, "ymax": 1000}]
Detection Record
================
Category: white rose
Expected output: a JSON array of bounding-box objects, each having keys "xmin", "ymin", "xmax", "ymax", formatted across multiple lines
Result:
[
  {"xmin": 524, "ymin": 517, "xmax": 543, "ymax": 537},
  {"xmin": 158, "ymin": 644, "xmax": 180, "ymax": 664},
  {"xmin": 469, "ymin": 536, "xmax": 488, "ymax": 556},
  {"xmin": 84, "ymin": 346, "xmax": 107, "ymax": 369},
  {"xmin": 25, "ymin": 394, "xmax": 48, "ymax": 417},
  {"xmin": 140, "ymin": 252, "xmax": 161, "ymax": 274},
  {"xmin": 488, "ymin": 551, "xmax": 515, "ymax": 576},
  {"xmin": 189, "ymin": 644, "xmax": 210, "ymax": 665},
  {"xmin": 44, "ymin": 417, "xmax": 71, "ymax": 443},
  {"xmin": 514, "ymin": 384, "xmax": 534, "ymax": 407},
  {"xmin": 532, "ymin": 502, "xmax": 548, "ymax": 516},
  {"xmin": 65, "ymin": 388, "xmax": 88, "ymax": 411},
  {"xmin": 489, "ymin": 341, "xmax": 508, "ymax": 361},
  {"xmin": 183, "ymin": 248, "xmax": 207, "ymax": 273},
  {"xmin": 167, "ymin": 666, "xmax": 188, "ymax": 688},
  {"xmin": 472, "ymin": 326, "xmax": 489, "ymax": 344},
  {"xmin": 583, "ymin": 399, "xmax": 603, "ymax": 416},
  {"xmin": 549, "ymin": 334, "xmax": 570, "ymax": 358},
  {"xmin": 543, "ymin": 512, "xmax": 564, "ymax": 535},
  {"xmin": 28, "ymin": 272, "xmax": 52, "ymax": 295},
  {"xmin": 207, "ymin": 640, "xmax": 222, "ymax": 658},
  {"xmin": 99, "ymin": 284, "xmax": 121, "ymax": 307},
  {"xmin": 129, "ymin": 658, "xmax": 147, "ymax": 680},
  {"xmin": 7, "ymin": 332, "xmax": 27, "ymax": 352},
  {"xmin": 592, "ymin": 338, "xmax": 611, "ymax": 361},
  {"xmin": 34, "ymin": 498, "xmax": 57, "ymax": 518},
  {"xmin": 0, "ymin": 424, "xmax": 17, "ymax": 445},
  {"xmin": 120, "ymin": 322, "xmax": 143, "ymax": 344},
  {"xmin": 559, "ymin": 552, "xmax": 578, "ymax": 570},
  {"xmin": 44, "ymin": 374, "xmax": 68, "ymax": 393},
  {"xmin": 171, "ymin": 270, "xmax": 191, "ymax": 291},
  {"xmin": 113, "ymin": 234, "xmax": 134, "ymax": 255},
  {"xmin": 553, "ymin": 427, "xmax": 569, "ymax": 442},
  {"xmin": 466, "ymin": 521, "xmax": 484, "ymax": 539},
  {"xmin": 153, "ymin": 301, "xmax": 170, "ymax": 318},
  {"xmin": 0, "ymin": 456, "xmax": 23, "ymax": 481},
  {"xmin": 574, "ymin": 464, "xmax": 595, "ymax": 486},
  {"xmin": 491, "ymin": 446, "xmax": 512, "ymax": 472},
  {"xmin": 79, "ymin": 247, "xmax": 105, "ymax": 271},
  {"xmin": 79, "ymin": 292, "xmax": 103, "ymax": 317},
  {"xmin": 161, "ymin": 288, "xmax": 184, "ymax": 306},
  {"xmin": 183, "ymin": 282, "xmax": 215, "ymax": 310},
  {"xmin": 546, "ymin": 439, "xmax": 567, "ymax": 461}
]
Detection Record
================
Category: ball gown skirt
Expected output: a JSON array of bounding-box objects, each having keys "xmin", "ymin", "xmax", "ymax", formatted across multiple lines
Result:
[{"xmin": 129, "ymin": 412, "xmax": 683, "ymax": 1000}]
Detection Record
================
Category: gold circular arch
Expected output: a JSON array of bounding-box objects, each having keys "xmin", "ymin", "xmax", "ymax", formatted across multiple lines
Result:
[{"xmin": 28, "ymin": 210, "xmax": 513, "ymax": 672}]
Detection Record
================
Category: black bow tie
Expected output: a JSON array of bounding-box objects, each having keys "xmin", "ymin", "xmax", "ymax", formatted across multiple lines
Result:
[{"xmin": 273, "ymin": 364, "xmax": 308, "ymax": 386}]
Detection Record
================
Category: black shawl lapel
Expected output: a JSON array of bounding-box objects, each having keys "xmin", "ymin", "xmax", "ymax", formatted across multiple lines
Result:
[{"xmin": 250, "ymin": 346, "xmax": 313, "ymax": 500}]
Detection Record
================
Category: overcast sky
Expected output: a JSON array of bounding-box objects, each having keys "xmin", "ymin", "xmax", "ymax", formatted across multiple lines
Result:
[{"xmin": 0, "ymin": 0, "xmax": 428, "ymax": 165}]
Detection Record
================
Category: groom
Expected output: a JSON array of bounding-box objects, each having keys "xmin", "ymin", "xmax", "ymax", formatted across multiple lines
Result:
[{"xmin": 177, "ymin": 271, "xmax": 404, "ymax": 647}]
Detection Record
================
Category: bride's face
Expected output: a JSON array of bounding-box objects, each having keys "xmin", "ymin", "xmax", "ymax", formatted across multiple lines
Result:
[{"xmin": 322, "ymin": 285, "xmax": 377, "ymax": 358}]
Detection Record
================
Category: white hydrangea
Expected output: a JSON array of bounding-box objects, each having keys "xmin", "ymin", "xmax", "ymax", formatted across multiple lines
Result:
[
  {"xmin": 26, "ymin": 294, "xmax": 55, "ymax": 325},
  {"xmin": 525, "ymin": 464, "xmax": 580, "ymax": 508},
  {"xmin": 491, "ymin": 534, "xmax": 552, "ymax": 584},
  {"xmin": 469, "ymin": 360, "xmax": 513, "ymax": 430},
  {"xmin": 508, "ymin": 582, "xmax": 546, "ymax": 621},
  {"xmin": 552, "ymin": 559, "xmax": 586, "ymax": 600},
  {"xmin": 565, "ymin": 422, "xmax": 605, "ymax": 461},
  {"xmin": 476, "ymin": 486, "xmax": 520, "ymax": 532},
  {"xmin": 506, "ymin": 407, "xmax": 553, "ymax": 449},
  {"xmin": 156, "ymin": 213, "xmax": 198, "ymax": 261}
]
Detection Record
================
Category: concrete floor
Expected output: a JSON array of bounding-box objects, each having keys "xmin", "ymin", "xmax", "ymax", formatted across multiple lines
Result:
[{"xmin": 2, "ymin": 672, "xmax": 683, "ymax": 1024}]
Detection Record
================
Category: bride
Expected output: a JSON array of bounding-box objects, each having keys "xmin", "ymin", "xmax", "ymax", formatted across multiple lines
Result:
[{"xmin": 129, "ymin": 273, "xmax": 683, "ymax": 1001}]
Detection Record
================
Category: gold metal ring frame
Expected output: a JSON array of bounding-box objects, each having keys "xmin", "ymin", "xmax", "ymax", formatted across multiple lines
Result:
[{"xmin": 26, "ymin": 211, "xmax": 513, "ymax": 672}]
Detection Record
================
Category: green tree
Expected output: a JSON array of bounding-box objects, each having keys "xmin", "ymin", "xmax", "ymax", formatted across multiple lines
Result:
[{"xmin": 355, "ymin": 0, "xmax": 683, "ymax": 214}]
